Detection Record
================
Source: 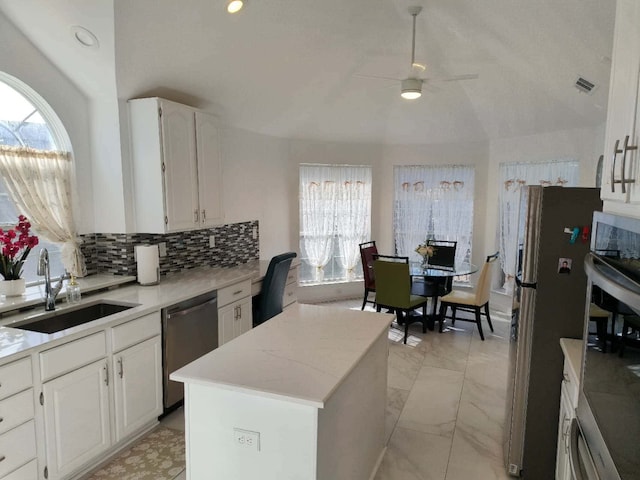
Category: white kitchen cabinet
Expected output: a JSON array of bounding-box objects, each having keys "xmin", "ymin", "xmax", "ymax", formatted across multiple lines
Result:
[
  {"xmin": 218, "ymin": 280, "xmax": 253, "ymax": 346},
  {"xmin": 42, "ymin": 359, "xmax": 110, "ymax": 480},
  {"xmin": 112, "ymin": 336, "xmax": 162, "ymax": 442},
  {"xmin": 0, "ymin": 357, "xmax": 37, "ymax": 480},
  {"xmin": 556, "ymin": 341, "xmax": 580, "ymax": 480},
  {"xmin": 195, "ymin": 111, "xmax": 224, "ymax": 227},
  {"xmin": 38, "ymin": 313, "xmax": 163, "ymax": 480},
  {"xmin": 283, "ymin": 263, "xmax": 299, "ymax": 309},
  {"xmin": 601, "ymin": 0, "xmax": 640, "ymax": 214},
  {"xmin": 129, "ymin": 97, "xmax": 224, "ymax": 233}
]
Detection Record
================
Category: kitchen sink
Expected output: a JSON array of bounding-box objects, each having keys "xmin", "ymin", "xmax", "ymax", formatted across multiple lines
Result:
[{"xmin": 11, "ymin": 301, "xmax": 138, "ymax": 334}]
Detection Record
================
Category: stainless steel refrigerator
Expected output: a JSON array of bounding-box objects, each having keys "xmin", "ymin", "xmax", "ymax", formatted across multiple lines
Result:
[{"xmin": 503, "ymin": 186, "xmax": 602, "ymax": 478}]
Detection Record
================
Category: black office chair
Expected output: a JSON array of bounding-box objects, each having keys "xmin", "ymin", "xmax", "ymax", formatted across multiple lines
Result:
[{"xmin": 253, "ymin": 252, "xmax": 297, "ymax": 326}]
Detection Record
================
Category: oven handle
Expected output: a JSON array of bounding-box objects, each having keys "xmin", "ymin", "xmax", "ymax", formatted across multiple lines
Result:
[
  {"xmin": 569, "ymin": 418, "xmax": 584, "ymax": 480},
  {"xmin": 569, "ymin": 418, "xmax": 600, "ymax": 480}
]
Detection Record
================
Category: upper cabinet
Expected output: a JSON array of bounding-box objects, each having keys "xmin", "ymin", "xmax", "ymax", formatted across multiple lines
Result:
[
  {"xmin": 129, "ymin": 97, "xmax": 224, "ymax": 233},
  {"xmin": 601, "ymin": 0, "xmax": 640, "ymax": 216}
]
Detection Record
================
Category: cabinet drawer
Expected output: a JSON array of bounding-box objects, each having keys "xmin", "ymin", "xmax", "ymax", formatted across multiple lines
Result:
[
  {"xmin": 562, "ymin": 359, "xmax": 579, "ymax": 408},
  {"xmin": 283, "ymin": 282, "xmax": 297, "ymax": 307},
  {"xmin": 218, "ymin": 280, "xmax": 251, "ymax": 308},
  {"xmin": 111, "ymin": 312, "xmax": 161, "ymax": 353},
  {"xmin": 2, "ymin": 459, "xmax": 37, "ymax": 480},
  {"xmin": 0, "ymin": 358, "xmax": 32, "ymax": 401},
  {"xmin": 0, "ymin": 390, "xmax": 34, "ymax": 436},
  {"xmin": 286, "ymin": 265, "xmax": 298, "ymax": 285},
  {"xmin": 40, "ymin": 332, "xmax": 107, "ymax": 382},
  {"xmin": 0, "ymin": 420, "xmax": 36, "ymax": 478}
]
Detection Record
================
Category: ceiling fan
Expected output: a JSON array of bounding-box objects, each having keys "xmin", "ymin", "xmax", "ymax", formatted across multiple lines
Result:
[{"xmin": 357, "ymin": 6, "xmax": 478, "ymax": 100}]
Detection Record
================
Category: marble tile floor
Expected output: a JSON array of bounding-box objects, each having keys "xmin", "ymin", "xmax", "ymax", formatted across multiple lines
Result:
[{"xmin": 160, "ymin": 296, "xmax": 514, "ymax": 480}]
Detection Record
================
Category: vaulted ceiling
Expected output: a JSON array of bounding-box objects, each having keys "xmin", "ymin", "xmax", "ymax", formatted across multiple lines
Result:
[{"xmin": 0, "ymin": 0, "xmax": 615, "ymax": 145}]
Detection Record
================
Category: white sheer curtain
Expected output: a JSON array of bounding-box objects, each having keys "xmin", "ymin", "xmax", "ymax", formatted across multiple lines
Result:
[
  {"xmin": 0, "ymin": 146, "xmax": 87, "ymax": 276},
  {"xmin": 498, "ymin": 160, "xmax": 579, "ymax": 291},
  {"xmin": 394, "ymin": 165, "xmax": 474, "ymax": 264},
  {"xmin": 299, "ymin": 164, "xmax": 371, "ymax": 282},
  {"xmin": 336, "ymin": 168, "xmax": 372, "ymax": 278}
]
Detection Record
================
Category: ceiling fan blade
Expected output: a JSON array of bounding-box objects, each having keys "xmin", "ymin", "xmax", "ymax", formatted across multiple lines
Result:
[
  {"xmin": 429, "ymin": 73, "xmax": 479, "ymax": 82},
  {"xmin": 353, "ymin": 73, "xmax": 401, "ymax": 82}
]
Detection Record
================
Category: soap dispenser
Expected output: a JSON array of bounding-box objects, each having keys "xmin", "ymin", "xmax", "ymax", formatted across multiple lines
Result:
[{"xmin": 66, "ymin": 274, "xmax": 81, "ymax": 304}]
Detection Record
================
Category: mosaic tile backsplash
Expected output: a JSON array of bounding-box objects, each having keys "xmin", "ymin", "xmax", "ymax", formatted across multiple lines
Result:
[{"xmin": 80, "ymin": 221, "xmax": 259, "ymax": 277}]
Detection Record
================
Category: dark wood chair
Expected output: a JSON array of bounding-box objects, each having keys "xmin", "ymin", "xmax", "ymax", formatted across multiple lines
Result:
[
  {"xmin": 438, "ymin": 252, "xmax": 499, "ymax": 340},
  {"xmin": 373, "ymin": 255, "xmax": 429, "ymax": 344},
  {"xmin": 359, "ymin": 241, "xmax": 378, "ymax": 310}
]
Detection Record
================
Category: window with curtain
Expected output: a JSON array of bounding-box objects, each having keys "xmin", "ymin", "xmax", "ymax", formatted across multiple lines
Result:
[
  {"xmin": 0, "ymin": 74, "xmax": 86, "ymax": 283},
  {"xmin": 299, "ymin": 164, "xmax": 372, "ymax": 284},
  {"xmin": 394, "ymin": 165, "xmax": 474, "ymax": 268},
  {"xmin": 497, "ymin": 160, "xmax": 579, "ymax": 291}
]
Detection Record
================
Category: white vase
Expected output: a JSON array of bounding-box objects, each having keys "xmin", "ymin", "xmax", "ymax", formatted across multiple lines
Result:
[{"xmin": 0, "ymin": 279, "xmax": 26, "ymax": 297}]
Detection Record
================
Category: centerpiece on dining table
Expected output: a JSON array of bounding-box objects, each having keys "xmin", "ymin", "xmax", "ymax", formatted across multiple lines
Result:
[{"xmin": 415, "ymin": 241, "xmax": 435, "ymax": 269}]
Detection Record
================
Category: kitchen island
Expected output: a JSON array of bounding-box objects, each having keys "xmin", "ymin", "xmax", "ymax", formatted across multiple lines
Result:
[{"xmin": 171, "ymin": 303, "xmax": 392, "ymax": 480}]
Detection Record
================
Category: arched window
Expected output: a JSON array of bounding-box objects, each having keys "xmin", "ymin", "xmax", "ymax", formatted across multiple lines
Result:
[{"xmin": 0, "ymin": 73, "xmax": 74, "ymax": 284}]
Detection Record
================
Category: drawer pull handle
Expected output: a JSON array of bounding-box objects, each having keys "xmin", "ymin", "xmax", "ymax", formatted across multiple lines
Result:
[
  {"xmin": 233, "ymin": 290, "xmax": 243, "ymax": 295},
  {"xmin": 0, "ymin": 455, "xmax": 6, "ymax": 462},
  {"xmin": 118, "ymin": 358, "xmax": 124, "ymax": 378},
  {"xmin": 0, "ymin": 417, "xmax": 3, "ymax": 423}
]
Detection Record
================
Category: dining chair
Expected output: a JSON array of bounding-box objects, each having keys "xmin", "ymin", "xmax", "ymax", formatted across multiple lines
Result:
[
  {"xmin": 253, "ymin": 252, "xmax": 297, "ymax": 326},
  {"xmin": 359, "ymin": 241, "xmax": 378, "ymax": 310},
  {"xmin": 437, "ymin": 252, "xmax": 499, "ymax": 340},
  {"xmin": 373, "ymin": 255, "xmax": 429, "ymax": 344}
]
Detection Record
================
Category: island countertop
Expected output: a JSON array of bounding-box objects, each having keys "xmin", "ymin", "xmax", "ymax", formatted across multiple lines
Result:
[{"xmin": 171, "ymin": 303, "xmax": 393, "ymax": 408}]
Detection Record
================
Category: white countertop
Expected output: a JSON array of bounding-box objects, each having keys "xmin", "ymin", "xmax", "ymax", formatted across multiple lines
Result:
[
  {"xmin": 0, "ymin": 260, "xmax": 275, "ymax": 363},
  {"xmin": 171, "ymin": 303, "xmax": 393, "ymax": 408},
  {"xmin": 560, "ymin": 337, "xmax": 583, "ymax": 382}
]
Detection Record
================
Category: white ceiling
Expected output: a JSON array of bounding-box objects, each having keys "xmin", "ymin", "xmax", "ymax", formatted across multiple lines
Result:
[{"xmin": 0, "ymin": 0, "xmax": 616, "ymax": 145}]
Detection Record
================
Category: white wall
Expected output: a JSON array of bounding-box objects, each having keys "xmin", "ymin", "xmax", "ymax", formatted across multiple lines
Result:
[{"xmin": 484, "ymin": 125, "xmax": 605, "ymax": 263}]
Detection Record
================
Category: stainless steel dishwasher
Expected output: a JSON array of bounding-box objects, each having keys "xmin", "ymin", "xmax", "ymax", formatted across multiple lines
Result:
[{"xmin": 162, "ymin": 290, "xmax": 218, "ymax": 411}]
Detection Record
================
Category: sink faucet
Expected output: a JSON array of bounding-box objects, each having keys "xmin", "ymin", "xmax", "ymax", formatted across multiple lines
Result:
[{"xmin": 37, "ymin": 248, "xmax": 65, "ymax": 311}]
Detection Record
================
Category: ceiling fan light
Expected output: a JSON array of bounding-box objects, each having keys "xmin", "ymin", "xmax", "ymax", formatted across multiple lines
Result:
[
  {"xmin": 401, "ymin": 78, "xmax": 422, "ymax": 99},
  {"xmin": 227, "ymin": 0, "xmax": 244, "ymax": 13}
]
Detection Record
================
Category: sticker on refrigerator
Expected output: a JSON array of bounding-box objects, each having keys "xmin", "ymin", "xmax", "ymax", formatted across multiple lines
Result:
[{"xmin": 558, "ymin": 258, "xmax": 572, "ymax": 275}]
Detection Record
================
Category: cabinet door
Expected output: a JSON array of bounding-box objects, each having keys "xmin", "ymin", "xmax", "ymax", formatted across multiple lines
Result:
[
  {"xmin": 195, "ymin": 111, "xmax": 224, "ymax": 227},
  {"xmin": 601, "ymin": 0, "xmax": 640, "ymax": 203},
  {"xmin": 234, "ymin": 297, "xmax": 253, "ymax": 338},
  {"xmin": 218, "ymin": 302, "xmax": 236, "ymax": 346},
  {"xmin": 160, "ymin": 100, "xmax": 199, "ymax": 231},
  {"xmin": 555, "ymin": 385, "xmax": 573, "ymax": 480},
  {"xmin": 219, "ymin": 298, "xmax": 252, "ymax": 346},
  {"xmin": 113, "ymin": 336, "xmax": 163, "ymax": 442},
  {"xmin": 42, "ymin": 360, "xmax": 110, "ymax": 480}
]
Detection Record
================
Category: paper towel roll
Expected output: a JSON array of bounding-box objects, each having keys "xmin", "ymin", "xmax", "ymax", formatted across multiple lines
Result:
[{"xmin": 136, "ymin": 245, "xmax": 160, "ymax": 285}]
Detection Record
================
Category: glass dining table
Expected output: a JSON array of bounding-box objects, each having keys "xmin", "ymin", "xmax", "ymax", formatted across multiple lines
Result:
[{"xmin": 409, "ymin": 261, "xmax": 479, "ymax": 330}]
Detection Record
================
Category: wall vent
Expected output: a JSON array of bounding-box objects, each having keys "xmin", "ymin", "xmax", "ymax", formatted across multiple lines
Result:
[{"xmin": 575, "ymin": 77, "xmax": 597, "ymax": 94}]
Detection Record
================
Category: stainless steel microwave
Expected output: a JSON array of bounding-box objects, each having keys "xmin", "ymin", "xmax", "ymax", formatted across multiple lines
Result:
[{"xmin": 576, "ymin": 211, "xmax": 640, "ymax": 480}]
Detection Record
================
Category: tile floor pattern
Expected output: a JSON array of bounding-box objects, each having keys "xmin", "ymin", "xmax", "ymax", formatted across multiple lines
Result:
[{"xmin": 161, "ymin": 297, "xmax": 514, "ymax": 480}]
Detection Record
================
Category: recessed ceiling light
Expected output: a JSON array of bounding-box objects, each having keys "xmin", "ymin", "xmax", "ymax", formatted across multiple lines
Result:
[
  {"xmin": 227, "ymin": 0, "xmax": 244, "ymax": 13},
  {"xmin": 70, "ymin": 25, "xmax": 99, "ymax": 49}
]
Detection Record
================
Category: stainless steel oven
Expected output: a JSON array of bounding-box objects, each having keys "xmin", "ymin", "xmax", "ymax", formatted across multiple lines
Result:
[{"xmin": 577, "ymin": 212, "xmax": 640, "ymax": 480}]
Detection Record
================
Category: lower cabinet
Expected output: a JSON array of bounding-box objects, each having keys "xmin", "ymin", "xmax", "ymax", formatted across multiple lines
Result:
[
  {"xmin": 42, "ymin": 360, "xmax": 111, "ymax": 480},
  {"xmin": 556, "ymin": 345, "xmax": 579, "ymax": 480},
  {"xmin": 218, "ymin": 280, "xmax": 252, "ymax": 346},
  {"xmin": 38, "ymin": 312, "xmax": 163, "ymax": 480},
  {"xmin": 218, "ymin": 297, "xmax": 252, "ymax": 346},
  {"xmin": 555, "ymin": 383, "xmax": 574, "ymax": 480},
  {"xmin": 112, "ymin": 336, "xmax": 162, "ymax": 442}
]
